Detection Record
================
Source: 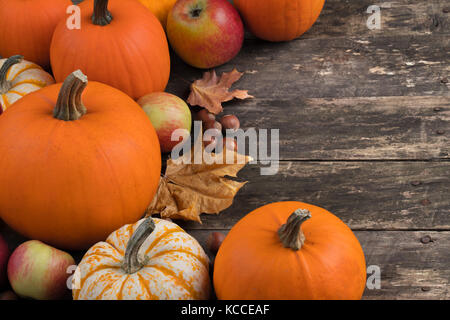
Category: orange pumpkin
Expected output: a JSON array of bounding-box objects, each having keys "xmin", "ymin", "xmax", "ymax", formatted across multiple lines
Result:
[
  {"xmin": 0, "ymin": 70, "xmax": 161, "ymax": 250},
  {"xmin": 214, "ymin": 201, "xmax": 366, "ymax": 299},
  {"xmin": 50, "ymin": 0, "xmax": 170, "ymax": 100},
  {"xmin": 0, "ymin": 0, "xmax": 71, "ymax": 68},
  {"xmin": 73, "ymin": 217, "xmax": 211, "ymax": 300},
  {"xmin": 138, "ymin": 0, "xmax": 177, "ymax": 29},
  {"xmin": 0, "ymin": 55, "xmax": 55, "ymax": 113},
  {"xmin": 234, "ymin": 0, "xmax": 325, "ymax": 42}
]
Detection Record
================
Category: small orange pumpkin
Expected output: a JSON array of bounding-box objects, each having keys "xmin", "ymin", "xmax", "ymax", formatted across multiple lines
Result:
[
  {"xmin": 50, "ymin": 0, "xmax": 171, "ymax": 100},
  {"xmin": 234, "ymin": 0, "xmax": 325, "ymax": 42},
  {"xmin": 73, "ymin": 217, "xmax": 211, "ymax": 300},
  {"xmin": 0, "ymin": 0, "xmax": 71, "ymax": 68},
  {"xmin": 214, "ymin": 201, "xmax": 367, "ymax": 300},
  {"xmin": 0, "ymin": 70, "xmax": 161, "ymax": 250},
  {"xmin": 0, "ymin": 55, "xmax": 55, "ymax": 113}
]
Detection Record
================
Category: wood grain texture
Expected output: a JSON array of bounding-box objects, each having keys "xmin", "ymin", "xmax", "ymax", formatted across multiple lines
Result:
[
  {"xmin": 176, "ymin": 161, "xmax": 450, "ymax": 231},
  {"xmin": 193, "ymin": 96, "xmax": 448, "ymax": 160},
  {"xmin": 292, "ymin": 0, "xmax": 449, "ymax": 39},
  {"xmin": 189, "ymin": 230, "xmax": 450, "ymax": 300},
  {"xmin": 7, "ymin": 0, "xmax": 445, "ymax": 301},
  {"xmin": 168, "ymin": 33, "xmax": 449, "ymax": 99}
]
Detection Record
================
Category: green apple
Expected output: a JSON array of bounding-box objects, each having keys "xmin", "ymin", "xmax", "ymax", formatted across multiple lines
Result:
[
  {"xmin": 138, "ymin": 92, "xmax": 192, "ymax": 153},
  {"xmin": 7, "ymin": 240, "xmax": 75, "ymax": 300}
]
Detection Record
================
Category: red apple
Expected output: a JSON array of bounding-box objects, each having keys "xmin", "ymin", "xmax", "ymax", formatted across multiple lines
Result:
[
  {"xmin": 7, "ymin": 240, "xmax": 75, "ymax": 300},
  {"xmin": 167, "ymin": 0, "xmax": 244, "ymax": 69},
  {"xmin": 0, "ymin": 234, "xmax": 9, "ymax": 288},
  {"xmin": 138, "ymin": 92, "xmax": 192, "ymax": 153}
]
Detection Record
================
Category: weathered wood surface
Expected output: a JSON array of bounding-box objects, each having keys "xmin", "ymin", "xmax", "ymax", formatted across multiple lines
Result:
[
  {"xmin": 289, "ymin": 0, "xmax": 450, "ymax": 39},
  {"xmin": 185, "ymin": 96, "xmax": 449, "ymax": 161},
  {"xmin": 168, "ymin": 34, "xmax": 449, "ymax": 99},
  {"xmin": 177, "ymin": 161, "xmax": 449, "ymax": 231},
  {"xmin": 0, "ymin": 0, "xmax": 445, "ymax": 300},
  {"xmin": 189, "ymin": 230, "xmax": 450, "ymax": 300}
]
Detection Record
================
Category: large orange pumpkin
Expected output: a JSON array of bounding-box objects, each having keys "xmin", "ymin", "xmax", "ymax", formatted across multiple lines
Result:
[
  {"xmin": 0, "ymin": 70, "xmax": 161, "ymax": 250},
  {"xmin": 50, "ymin": 0, "xmax": 171, "ymax": 100},
  {"xmin": 0, "ymin": 0, "xmax": 71, "ymax": 68},
  {"xmin": 214, "ymin": 201, "xmax": 366, "ymax": 299},
  {"xmin": 138, "ymin": 0, "xmax": 177, "ymax": 29},
  {"xmin": 233, "ymin": 0, "xmax": 325, "ymax": 42},
  {"xmin": 73, "ymin": 217, "xmax": 211, "ymax": 300}
]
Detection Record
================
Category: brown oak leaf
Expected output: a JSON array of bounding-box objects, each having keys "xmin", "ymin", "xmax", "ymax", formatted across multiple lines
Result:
[
  {"xmin": 187, "ymin": 69, "xmax": 254, "ymax": 114},
  {"xmin": 147, "ymin": 146, "xmax": 252, "ymax": 223}
]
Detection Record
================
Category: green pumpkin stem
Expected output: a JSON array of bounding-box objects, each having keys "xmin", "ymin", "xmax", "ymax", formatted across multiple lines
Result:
[
  {"xmin": 122, "ymin": 217, "xmax": 156, "ymax": 274},
  {"xmin": 53, "ymin": 70, "xmax": 88, "ymax": 121},
  {"xmin": 0, "ymin": 55, "xmax": 23, "ymax": 94},
  {"xmin": 278, "ymin": 209, "xmax": 311, "ymax": 250},
  {"xmin": 92, "ymin": 0, "xmax": 113, "ymax": 26}
]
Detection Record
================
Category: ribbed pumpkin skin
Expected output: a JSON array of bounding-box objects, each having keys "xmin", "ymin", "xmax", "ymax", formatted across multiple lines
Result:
[
  {"xmin": 0, "ymin": 0, "xmax": 70, "ymax": 68},
  {"xmin": 73, "ymin": 218, "xmax": 211, "ymax": 300},
  {"xmin": 0, "ymin": 81, "xmax": 161, "ymax": 250},
  {"xmin": 138, "ymin": 0, "xmax": 177, "ymax": 29},
  {"xmin": 50, "ymin": 0, "xmax": 171, "ymax": 100},
  {"xmin": 0, "ymin": 58, "xmax": 54, "ymax": 113},
  {"xmin": 214, "ymin": 201, "xmax": 366, "ymax": 300},
  {"xmin": 234, "ymin": 0, "xmax": 325, "ymax": 42}
]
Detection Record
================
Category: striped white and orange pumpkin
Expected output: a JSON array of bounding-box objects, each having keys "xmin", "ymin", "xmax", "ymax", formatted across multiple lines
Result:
[
  {"xmin": 73, "ymin": 218, "xmax": 211, "ymax": 300},
  {"xmin": 0, "ymin": 55, "xmax": 54, "ymax": 113}
]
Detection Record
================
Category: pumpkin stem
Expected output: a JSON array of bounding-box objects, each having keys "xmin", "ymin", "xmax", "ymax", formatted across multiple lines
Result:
[
  {"xmin": 0, "ymin": 55, "xmax": 23, "ymax": 94},
  {"xmin": 122, "ymin": 217, "xmax": 156, "ymax": 274},
  {"xmin": 278, "ymin": 209, "xmax": 311, "ymax": 250},
  {"xmin": 92, "ymin": 0, "xmax": 113, "ymax": 26},
  {"xmin": 53, "ymin": 70, "xmax": 88, "ymax": 121}
]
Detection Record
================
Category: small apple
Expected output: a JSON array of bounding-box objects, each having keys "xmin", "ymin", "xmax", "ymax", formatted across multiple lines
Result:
[
  {"xmin": 167, "ymin": 0, "xmax": 244, "ymax": 69},
  {"xmin": 7, "ymin": 240, "xmax": 75, "ymax": 300},
  {"xmin": 138, "ymin": 92, "xmax": 192, "ymax": 153},
  {"xmin": 0, "ymin": 234, "xmax": 9, "ymax": 288}
]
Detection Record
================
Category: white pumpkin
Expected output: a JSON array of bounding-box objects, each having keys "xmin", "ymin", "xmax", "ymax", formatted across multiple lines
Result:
[
  {"xmin": 73, "ymin": 218, "xmax": 211, "ymax": 300},
  {"xmin": 0, "ymin": 55, "xmax": 54, "ymax": 113}
]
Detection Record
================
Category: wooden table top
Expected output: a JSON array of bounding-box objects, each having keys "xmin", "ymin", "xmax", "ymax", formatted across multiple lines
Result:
[
  {"xmin": 1, "ymin": 0, "xmax": 449, "ymax": 300},
  {"xmin": 168, "ymin": 0, "xmax": 450, "ymax": 300}
]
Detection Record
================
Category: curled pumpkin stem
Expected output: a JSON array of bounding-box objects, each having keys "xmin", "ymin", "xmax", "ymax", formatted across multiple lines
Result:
[
  {"xmin": 92, "ymin": 0, "xmax": 113, "ymax": 26},
  {"xmin": 54, "ymin": 70, "xmax": 88, "ymax": 121},
  {"xmin": 0, "ymin": 55, "xmax": 23, "ymax": 94},
  {"xmin": 122, "ymin": 217, "xmax": 156, "ymax": 274},
  {"xmin": 278, "ymin": 209, "xmax": 311, "ymax": 250}
]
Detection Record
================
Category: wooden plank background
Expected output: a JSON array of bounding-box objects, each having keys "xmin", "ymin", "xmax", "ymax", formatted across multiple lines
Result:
[
  {"xmin": 167, "ymin": 0, "xmax": 450, "ymax": 300},
  {"xmin": 0, "ymin": 0, "xmax": 447, "ymax": 300}
]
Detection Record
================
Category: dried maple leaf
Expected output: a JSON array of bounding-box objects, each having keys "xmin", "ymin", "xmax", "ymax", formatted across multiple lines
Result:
[
  {"xmin": 187, "ymin": 69, "xmax": 254, "ymax": 114},
  {"xmin": 147, "ymin": 146, "xmax": 252, "ymax": 223}
]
